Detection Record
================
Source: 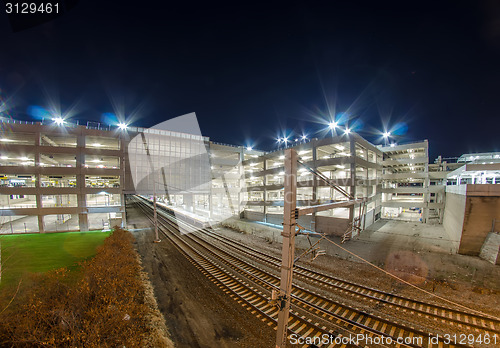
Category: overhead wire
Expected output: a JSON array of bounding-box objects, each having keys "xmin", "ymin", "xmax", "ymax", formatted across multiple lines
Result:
[{"xmin": 318, "ymin": 235, "xmax": 500, "ymax": 321}]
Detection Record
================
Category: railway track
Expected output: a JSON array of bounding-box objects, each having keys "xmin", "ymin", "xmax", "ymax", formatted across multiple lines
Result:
[
  {"xmin": 198, "ymin": 226, "xmax": 500, "ymax": 334},
  {"xmin": 132, "ymin": 198, "xmax": 367, "ymax": 348},
  {"xmin": 131, "ymin": 196, "xmax": 497, "ymax": 347}
]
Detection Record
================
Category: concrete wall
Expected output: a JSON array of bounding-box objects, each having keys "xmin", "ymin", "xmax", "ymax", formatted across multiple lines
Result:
[
  {"xmin": 479, "ymin": 232, "xmax": 500, "ymax": 265},
  {"xmin": 364, "ymin": 209, "xmax": 375, "ymax": 229},
  {"xmin": 243, "ymin": 210, "xmax": 350, "ymax": 236},
  {"xmin": 315, "ymin": 216, "xmax": 350, "ymax": 236},
  {"xmin": 443, "ymin": 192, "xmax": 466, "ymax": 244},
  {"xmin": 220, "ymin": 217, "xmax": 282, "ymax": 242},
  {"xmin": 459, "ymin": 196, "xmax": 500, "ymax": 256},
  {"xmin": 243, "ymin": 210, "xmax": 265, "ymax": 222},
  {"xmin": 266, "ymin": 213, "xmax": 283, "ymax": 226},
  {"xmin": 266, "ymin": 213, "xmax": 315, "ymax": 230}
]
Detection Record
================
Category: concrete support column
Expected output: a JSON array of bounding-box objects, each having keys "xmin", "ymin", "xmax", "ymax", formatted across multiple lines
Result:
[
  {"xmin": 120, "ymin": 138, "xmax": 126, "ymax": 228},
  {"xmin": 121, "ymin": 210, "xmax": 127, "ymax": 229},
  {"xmin": 423, "ymin": 176, "xmax": 430, "ymax": 223},
  {"xmin": 208, "ymin": 191, "xmax": 213, "ymax": 219},
  {"xmin": 37, "ymin": 215, "xmax": 45, "ymax": 233},
  {"xmin": 311, "ymin": 140, "xmax": 318, "ymax": 230},
  {"xmin": 238, "ymin": 149, "xmax": 244, "ymax": 218},
  {"xmin": 349, "ymin": 139, "xmax": 356, "ymax": 220},
  {"xmin": 184, "ymin": 194, "xmax": 193, "ymax": 212},
  {"xmin": 263, "ymin": 157, "xmax": 267, "ymax": 223},
  {"xmin": 34, "ymin": 129, "xmax": 45, "ymax": 233},
  {"xmin": 78, "ymin": 212, "xmax": 89, "ymax": 231},
  {"xmin": 423, "ymin": 145, "xmax": 430, "ymax": 223},
  {"xmin": 76, "ymin": 131, "xmax": 88, "ymax": 231}
]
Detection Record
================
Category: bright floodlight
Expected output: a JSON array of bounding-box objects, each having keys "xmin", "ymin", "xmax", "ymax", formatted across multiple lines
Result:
[
  {"xmin": 344, "ymin": 128, "xmax": 351, "ymax": 135},
  {"xmin": 118, "ymin": 122, "xmax": 128, "ymax": 130},
  {"xmin": 246, "ymin": 146, "xmax": 253, "ymax": 151},
  {"xmin": 383, "ymin": 131, "xmax": 391, "ymax": 138},
  {"xmin": 390, "ymin": 143, "xmax": 396, "ymax": 147},
  {"xmin": 53, "ymin": 117, "xmax": 64, "ymax": 125},
  {"xmin": 301, "ymin": 135, "xmax": 307, "ymax": 140},
  {"xmin": 328, "ymin": 121, "xmax": 338, "ymax": 129}
]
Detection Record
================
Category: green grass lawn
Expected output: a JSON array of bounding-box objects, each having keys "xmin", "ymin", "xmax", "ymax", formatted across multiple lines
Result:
[{"xmin": 0, "ymin": 230, "xmax": 110, "ymax": 288}]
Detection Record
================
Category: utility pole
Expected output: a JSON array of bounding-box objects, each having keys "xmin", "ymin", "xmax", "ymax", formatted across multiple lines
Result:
[
  {"xmin": 272, "ymin": 149, "xmax": 363, "ymax": 347},
  {"xmin": 274, "ymin": 149, "xmax": 360, "ymax": 347},
  {"xmin": 275, "ymin": 148, "xmax": 297, "ymax": 348}
]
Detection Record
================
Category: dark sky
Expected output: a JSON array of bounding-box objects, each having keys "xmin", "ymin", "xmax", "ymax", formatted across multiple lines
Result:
[{"xmin": 1, "ymin": 0, "xmax": 500, "ymax": 160}]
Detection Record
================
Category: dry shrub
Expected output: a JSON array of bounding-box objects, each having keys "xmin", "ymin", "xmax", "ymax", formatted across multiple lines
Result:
[{"xmin": 0, "ymin": 228, "xmax": 173, "ymax": 347}]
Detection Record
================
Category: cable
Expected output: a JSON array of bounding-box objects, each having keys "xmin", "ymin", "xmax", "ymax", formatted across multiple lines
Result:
[
  {"xmin": 297, "ymin": 160, "xmax": 353, "ymax": 199},
  {"xmin": 320, "ymin": 235, "xmax": 500, "ymax": 321}
]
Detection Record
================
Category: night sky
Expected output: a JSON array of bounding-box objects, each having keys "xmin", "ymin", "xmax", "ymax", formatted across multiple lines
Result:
[{"xmin": 1, "ymin": 0, "xmax": 500, "ymax": 160}]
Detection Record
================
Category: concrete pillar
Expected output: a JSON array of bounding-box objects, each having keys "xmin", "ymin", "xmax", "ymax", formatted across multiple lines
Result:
[
  {"xmin": 349, "ymin": 139, "xmax": 356, "ymax": 220},
  {"xmin": 263, "ymin": 157, "xmax": 267, "ymax": 223},
  {"xmin": 422, "ymin": 143, "xmax": 430, "ymax": 223},
  {"xmin": 78, "ymin": 213, "xmax": 89, "ymax": 231},
  {"xmin": 209, "ymin": 191, "xmax": 213, "ymax": 219},
  {"xmin": 76, "ymin": 130, "xmax": 88, "ymax": 231},
  {"xmin": 34, "ymin": 129, "xmax": 44, "ymax": 233},
  {"xmin": 423, "ymin": 179, "xmax": 430, "ymax": 223},
  {"xmin": 237, "ymin": 149, "xmax": 244, "ymax": 218},
  {"xmin": 184, "ymin": 194, "xmax": 193, "ymax": 212},
  {"xmin": 37, "ymin": 215, "xmax": 45, "ymax": 234},
  {"xmin": 311, "ymin": 139, "xmax": 317, "ymax": 230}
]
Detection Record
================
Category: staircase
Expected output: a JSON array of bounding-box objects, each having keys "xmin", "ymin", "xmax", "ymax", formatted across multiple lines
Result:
[{"xmin": 341, "ymin": 201, "xmax": 366, "ymax": 243}]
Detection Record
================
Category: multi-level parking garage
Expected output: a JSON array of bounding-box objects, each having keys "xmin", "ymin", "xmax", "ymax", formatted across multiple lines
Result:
[
  {"xmin": 0, "ymin": 118, "xmax": 236, "ymax": 234},
  {"xmin": 0, "ymin": 120, "xmax": 125, "ymax": 233},
  {"xmin": 379, "ymin": 141, "xmax": 462, "ymax": 223},
  {"xmin": 241, "ymin": 133, "xmax": 383, "ymax": 237},
  {"xmin": 1, "ymin": 117, "xmax": 499, "ymax": 257}
]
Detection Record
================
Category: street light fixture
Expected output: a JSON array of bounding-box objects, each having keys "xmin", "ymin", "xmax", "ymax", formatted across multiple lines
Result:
[
  {"xmin": 53, "ymin": 117, "xmax": 65, "ymax": 125},
  {"xmin": 382, "ymin": 131, "xmax": 392, "ymax": 146}
]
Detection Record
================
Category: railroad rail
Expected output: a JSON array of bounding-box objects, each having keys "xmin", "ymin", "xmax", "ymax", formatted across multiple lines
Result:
[
  {"xmin": 131, "ymin": 198, "xmax": 367, "ymax": 348},
  {"xmin": 130, "ymin": 196, "xmax": 498, "ymax": 347},
  {"xmin": 199, "ymin": 227, "xmax": 500, "ymax": 334}
]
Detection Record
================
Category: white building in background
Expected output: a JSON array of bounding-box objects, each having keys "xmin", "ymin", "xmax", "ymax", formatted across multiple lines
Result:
[
  {"xmin": 443, "ymin": 152, "xmax": 500, "ymax": 258},
  {"xmin": 447, "ymin": 152, "xmax": 500, "ymax": 186}
]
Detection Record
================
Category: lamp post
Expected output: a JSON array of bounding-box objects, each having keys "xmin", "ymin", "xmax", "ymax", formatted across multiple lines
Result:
[{"xmin": 383, "ymin": 131, "xmax": 391, "ymax": 146}]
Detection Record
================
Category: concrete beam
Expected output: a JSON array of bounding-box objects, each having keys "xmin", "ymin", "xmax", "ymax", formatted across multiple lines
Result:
[{"xmin": 297, "ymin": 199, "xmax": 361, "ymax": 216}]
